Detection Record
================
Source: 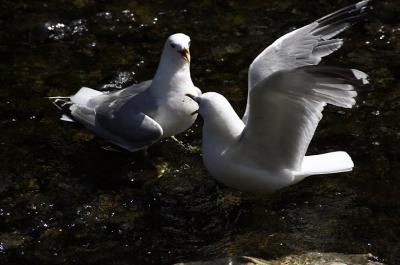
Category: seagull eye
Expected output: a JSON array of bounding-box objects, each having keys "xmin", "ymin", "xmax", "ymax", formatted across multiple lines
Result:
[{"xmin": 170, "ymin": 43, "xmax": 176, "ymax": 49}]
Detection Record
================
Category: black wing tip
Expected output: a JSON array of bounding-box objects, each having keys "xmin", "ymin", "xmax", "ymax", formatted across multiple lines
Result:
[
  {"xmin": 357, "ymin": 0, "xmax": 371, "ymax": 8},
  {"xmin": 316, "ymin": 0, "xmax": 371, "ymax": 25}
]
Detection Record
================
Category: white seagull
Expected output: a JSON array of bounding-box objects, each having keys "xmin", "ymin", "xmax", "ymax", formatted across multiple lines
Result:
[
  {"xmin": 187, "ymin": 1, "xmax": 370, "ymax": 191},
  {"xmin": 49, "ymin": 33, "xmax": 201, "ymax": 152}
]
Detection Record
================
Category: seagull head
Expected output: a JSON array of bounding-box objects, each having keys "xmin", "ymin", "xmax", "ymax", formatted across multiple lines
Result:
[
  {"xmin": 186, "ymin": 92, "xmax": 244, "ymax": 139},
  {"xmin": 164, "ymin": 33, "xmax": 191, "ymax": 63},
  {"xmin": 185, "ymin": 92, "xmax": 225, "ymax": 116},
  {"xmin": 188, "ymin": 92, "xmax": 230, "ymax": 116}
]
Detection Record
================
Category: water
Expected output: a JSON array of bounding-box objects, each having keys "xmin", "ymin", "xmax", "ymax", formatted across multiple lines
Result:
[{"xmin": 0, "ymin": 0, "xmax": 399, "ymax": 264}]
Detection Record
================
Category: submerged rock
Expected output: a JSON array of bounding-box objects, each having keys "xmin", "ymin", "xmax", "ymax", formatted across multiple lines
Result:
[{"xmin": 175, "ymin": 252, "xmax": 383, "ymax": 265}]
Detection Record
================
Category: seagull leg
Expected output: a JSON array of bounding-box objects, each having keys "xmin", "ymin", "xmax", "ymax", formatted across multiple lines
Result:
[
  {"xmin": 141, "ymin": 147, "xmax": 168, "ymax": 178},
  {"xmin": 101, "ymin": 145, "xmax": 123, "ymax": 152},
  {"xmin": 142, "ymin": 147, "xmax": 149, "ymax": 158},
  {"xmin": 170, "ymin": 135, "xmax": 184, "ymax": 146},
  {"xmin": 170, "ymin": 136, "xmax": 200, "ymax": 154},
  {"xmin": 154, "ymin": 161, "xmax": 169, "ymax": 178},
  {"xmin": 237, "ymin": 256, "xmax": 268, "ymax": 265}
]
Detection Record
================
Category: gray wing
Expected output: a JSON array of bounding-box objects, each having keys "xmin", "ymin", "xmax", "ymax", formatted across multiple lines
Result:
[
  {"xmin": 237, "ymin": 66, "xmax": 368, "ymax": 171},
  {"xmin": 70, "ymin": 82, "xmax": 163, "ymax": 152},
  {"xmin": 243, "ymin": 0, "xmax": 370, "ymax": 123},
  {"xmin": 112, "ymin": 80, "xmax": 152, "ymax": 97}
]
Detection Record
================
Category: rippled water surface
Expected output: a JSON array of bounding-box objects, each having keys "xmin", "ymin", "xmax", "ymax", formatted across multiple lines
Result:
[{"xmin": 1, "ymin": 0, "xmax": 400, "ymax": 264}]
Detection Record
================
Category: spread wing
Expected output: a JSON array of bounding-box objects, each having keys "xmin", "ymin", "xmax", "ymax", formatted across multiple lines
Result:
[
  {"xmin": 243, "ymin": 0, "xmax": 370, "ymax": 123},
  {"xmin": 237, "ymin": 66, "xmax": 368, "ymax": 171}
]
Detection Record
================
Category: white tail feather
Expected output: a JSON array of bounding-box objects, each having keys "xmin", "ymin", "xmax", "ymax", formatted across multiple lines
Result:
[
  {"xmin": 60, "ymin": 114, "xmax": 74, "ymax": 122},
  {"xmin": 70, "ymin": 87, "xmax": 103, "ymax": 106},
  {"xmin": 295, "ymin": 151, "xmax": 354, "ymax": 178}
]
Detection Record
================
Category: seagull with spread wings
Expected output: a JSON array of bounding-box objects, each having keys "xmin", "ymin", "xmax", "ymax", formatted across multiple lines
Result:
[{"xmin": 187, "ymin": 1, "xmax": 370, "ymax": 191}]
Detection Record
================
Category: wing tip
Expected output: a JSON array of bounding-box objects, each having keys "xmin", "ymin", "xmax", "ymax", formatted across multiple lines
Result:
[
  {"xmin": 356, "ymin": 0, "xmax": 371, "ymax": 10},
  {"xmin": 60, "ymin": 114, "xmax": 74, "ymax": 122},
  {"xmin": 314, "ymin": 0, "xmax": 371, "ymax": 38},
  {"xmin": 317, "ymin": 0, "xmax": 371, "ymax": 22},
  {"xmin": 47, "ymin": 97, "xmax": 71, "ymax": 110},
  {"xmin": 47, "ymin": 97, "xmax": 75, "ymax": 120},
  {"xmin": 300, "ymin": 65, "xmax": 368, "ymax": 108},
  {"xmin": 351, "ymin": 69, "xmax": 370, "ymax": 85}
]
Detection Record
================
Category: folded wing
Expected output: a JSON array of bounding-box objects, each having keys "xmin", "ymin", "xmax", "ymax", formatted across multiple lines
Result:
[
  {"xmin": 92, "ymin": 89, "xmax": 163, "ymax": 151},
  {"xmin": 238, "ymin": 66, "xmax": 368, "ymax": 171},
  {"xmin": 49, "ymin": 80, "xmax": 163, "ymax": 151}
]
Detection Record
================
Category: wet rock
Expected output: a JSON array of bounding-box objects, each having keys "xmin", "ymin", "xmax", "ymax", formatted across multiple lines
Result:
[
  {"xmin": 0, "ymin": 232, "xmax": 26, "ymax": 251},
  {"xmin": 175, "ymin": 252, "xmax": 384, "ymax": 265}
]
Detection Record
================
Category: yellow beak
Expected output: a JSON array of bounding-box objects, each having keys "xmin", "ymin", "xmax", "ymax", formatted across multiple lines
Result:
[
  {"xmin": 185, "ymin": 93, "xmax": 196, "ymax": 100},
  {"xmin": 180, "ymin": 48, "xmax": 190, "ymax": 62}
]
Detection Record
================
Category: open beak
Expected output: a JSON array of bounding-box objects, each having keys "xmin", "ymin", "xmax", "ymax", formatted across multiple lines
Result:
[
  {"xmin": 180, "ymin": 48, "xmax": 190, "ymax": 62},
  {"xmin": 185, "ymin": 93, "xmax": 199, "ymax": 116}
]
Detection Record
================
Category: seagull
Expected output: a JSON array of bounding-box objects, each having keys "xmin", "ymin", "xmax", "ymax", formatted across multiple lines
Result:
[
  {"xmin": 49, "ymin": 33, "xmax": 201, "ymax": 152},
  {"xmin": 187, "ymin": 1, "xmax": 370, "ymax": 192}
]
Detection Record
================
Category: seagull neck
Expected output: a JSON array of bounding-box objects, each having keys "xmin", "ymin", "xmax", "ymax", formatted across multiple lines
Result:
[
  {"xmin": 150, "ymin": 57, "xmax": 192, "ymax": 96},
  {"xmin": 204, "ymin": 111, "xmax": 245, "ymax": 147}
]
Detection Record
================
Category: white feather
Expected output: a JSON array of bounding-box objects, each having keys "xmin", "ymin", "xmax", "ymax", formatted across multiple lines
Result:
[
  {"xmin": 294, "ymin": 151, "xmax": 354, "ymax": 179},
  {"xmin": 60, "ymin": 114, "xmax": 74, "ymax": 122},
  {"xmin": 70, "ymin": 87, "xmax": 103, "ymax": 106},
  {"xmin": 197, "ymin": 1, "xmax": 370, "ymax": 192},
  {"xmin": 49, "ymin": 33, "xmax": 201, "ymax": 152}
]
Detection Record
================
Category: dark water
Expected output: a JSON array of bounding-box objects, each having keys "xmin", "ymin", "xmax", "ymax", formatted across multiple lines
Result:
[{"xmin": 1, "ymin": 0, "xmax": 399, "ymax": 264}]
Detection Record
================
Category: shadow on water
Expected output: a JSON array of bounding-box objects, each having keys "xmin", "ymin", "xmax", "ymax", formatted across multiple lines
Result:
[{"xmin": 0, "ymin": 0, "xmax": 400, "ymax": 264}]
